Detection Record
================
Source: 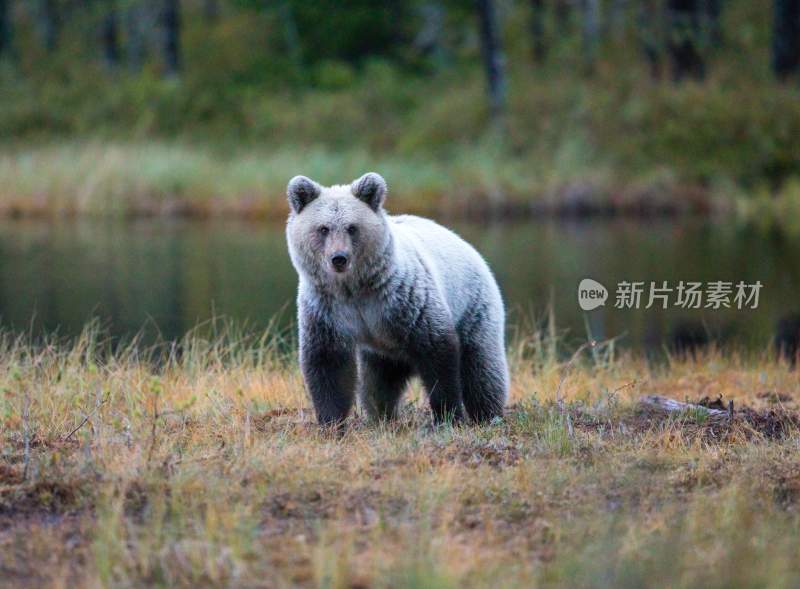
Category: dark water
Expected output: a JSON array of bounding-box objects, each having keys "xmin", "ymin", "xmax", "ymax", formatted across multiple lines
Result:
[{"xmin": 1, "ymin": 218, "xmax": 798, "ymax": 352}]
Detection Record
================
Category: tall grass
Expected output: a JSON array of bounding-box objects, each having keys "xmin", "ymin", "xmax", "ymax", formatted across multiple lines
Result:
[
  {"xmin": 0, "ymin": 143, "xmax": 489, "ymax": 218},
  {"xmin": 2, "ymin": 322, "xmax": 800, "ymax": 587}
]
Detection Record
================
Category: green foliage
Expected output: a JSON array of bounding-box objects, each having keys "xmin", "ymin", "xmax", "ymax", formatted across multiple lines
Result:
[{"xmin": 0, "ymin": 0, "xmax": 799, "ymax": 208}]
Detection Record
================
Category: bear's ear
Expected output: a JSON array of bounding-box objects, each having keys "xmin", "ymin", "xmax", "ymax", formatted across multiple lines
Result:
[
  {"xmin": 351, "ymin": 172, "xmax": 387, "ymax": 212},
  {"xmin": 287, "ymin": 175, "xmax": 321, "ymax": 213}
]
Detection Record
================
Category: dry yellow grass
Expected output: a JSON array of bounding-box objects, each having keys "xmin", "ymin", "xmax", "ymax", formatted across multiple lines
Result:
[{"xmin": 2, "ymin": 325, "xmax": 800, "ymax": 588}]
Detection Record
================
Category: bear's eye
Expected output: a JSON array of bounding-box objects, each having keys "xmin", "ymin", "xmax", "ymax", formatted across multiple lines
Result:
[
  {"xmin": 347, "ymin": 225, "xmax": 358, "ymax": 236},
  {"xmin": 318, "ymin": 226, "xmax": 330, "ymax": 237}
]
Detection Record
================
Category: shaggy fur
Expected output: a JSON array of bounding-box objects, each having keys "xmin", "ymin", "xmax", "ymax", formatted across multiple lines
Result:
[{"xmin": 286, "ymin": 172, "xmax": 508, "ymax": 426}]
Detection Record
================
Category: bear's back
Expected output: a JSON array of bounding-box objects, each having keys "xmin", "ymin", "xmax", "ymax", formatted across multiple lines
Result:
[{"xmin": 388, "ymin": 214, "xmax": 502, "ymax": 326}]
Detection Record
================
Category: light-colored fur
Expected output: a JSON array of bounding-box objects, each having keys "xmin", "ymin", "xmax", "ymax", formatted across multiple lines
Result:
[{"xmin": 286, "ymin": 173, "xmax": 508, "ymax": 425}]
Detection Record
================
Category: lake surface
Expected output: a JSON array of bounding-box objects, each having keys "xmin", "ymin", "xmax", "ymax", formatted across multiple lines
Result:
[{"xmin": 1, "ymin": 218, "xmax": 798, "ymax": 353}]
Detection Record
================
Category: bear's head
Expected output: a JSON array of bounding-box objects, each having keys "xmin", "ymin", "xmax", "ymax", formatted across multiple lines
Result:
[{"xmin": 286, "ymin": 172, "xmax": 390, "ymax": 291}]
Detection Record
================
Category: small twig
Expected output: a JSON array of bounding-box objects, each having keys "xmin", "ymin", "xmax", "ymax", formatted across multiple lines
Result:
[
  {"xmin": 64, "ymin": 398, "xmax": 108, "ymax": 442},
  {"xmin": 728, "ymin": 399, "xmax": 735, "ymax": 421},
  {"xmin": 563, "ymin": 406, "xmax": 575, "ymax": 438},
  {"xmin": 554, "ymin": 340, "xmax": 596, "ymax": 438},
  {"xmin": 147, "ymin": 392, "xmax": 159, "ymax": 465},
  {"xmin": 611, "ymin": 380, "xmax": 638, "ymax": 395},
  {"xmin": 554, "ymin": 340, "xmax": 596, "ymax": 405},
  {"xmin": 22, "ymin": 389, "xmax": 31, "ymax": 481}
]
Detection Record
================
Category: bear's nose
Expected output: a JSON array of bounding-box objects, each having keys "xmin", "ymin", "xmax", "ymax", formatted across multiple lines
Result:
[{"xmin": 331, "ymin": 253, "xmax": 349, "ymax": 272}]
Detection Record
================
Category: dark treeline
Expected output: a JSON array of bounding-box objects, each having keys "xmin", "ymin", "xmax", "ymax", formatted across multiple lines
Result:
[
  {"xmin": 773, "ymin": 0, "xmax": 800, "ymax": 78},
  {"xmin": 0, "ymin": 0, "xmax": 798, "ymax": 116},
  {"xmin": 0, "ymin": 1, "xmax": 799, "ymax": 213}
]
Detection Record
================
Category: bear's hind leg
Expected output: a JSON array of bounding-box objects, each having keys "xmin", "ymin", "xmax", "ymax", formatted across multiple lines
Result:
[
  {"xmin": 460, "ymin": 339, "xmax": 508, "ymax": 423},
  {"xmin": 358, "ymin": 349, "xmax": 413, "ymax": 421}
]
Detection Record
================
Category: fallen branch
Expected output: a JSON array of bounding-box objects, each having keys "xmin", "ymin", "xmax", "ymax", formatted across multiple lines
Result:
[{"xmin": 639, "ymin": 395, "xmax": 733, "ymax": 421}]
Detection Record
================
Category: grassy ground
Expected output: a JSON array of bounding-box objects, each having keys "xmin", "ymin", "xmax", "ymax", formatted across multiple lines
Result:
[{"xmin": 2, "ymin": 326, "xmax": 800, "ymax": 588}]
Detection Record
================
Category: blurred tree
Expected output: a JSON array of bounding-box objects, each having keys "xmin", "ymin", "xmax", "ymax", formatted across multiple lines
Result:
[
  {"xmin": 233, "ymin": 0, "xmax": 410, "ymax": 72},
  {"xmin": 640, "ymin": 0, "xmax": 720, "ymax": 80},
  {"xmin": 530, "ymin": 0, "xmax": 546, "ymax": 62},
  {"xmin": 554, "ymin": 0, "xmax": 571, "ymax": 34},
  {"xmin": 476, "ymin": 0, "xmax": 506, "ymax": 117},
  {"xmin": 413, "ymin": 2, "xmax": 446, "ymax": 64},
  {"xmin": 36, "ymin": 0, "xmax": 60, "ymax": 52},
  {"xmin": 666, "ymin": 0, "xmax": 705, "ymax": 80},
  {"xmin": 125, "ymin": 1, "xmax": 151, "ymax": 71},
  {"xmin": 277, "ymin": 0, "xmax": 302, "ymax": 69},
  {"xmin": 0, "ymin": 0, "xmax": 11, "ymax": 60},
  {"xmin": 640, "ymin": 0, "xmax": 665, "ymax": 78},
  {"xmin": 161, "ymin": 0, "xmax": 181, "ymax": 76},
  {"xmin": 707, "ymin": 0, "xmax": 722, "ymax": 46},
  {"xmin": 772, "ymin": 0, "xmax": 800, "ymax": 78},
  {"xmin": 101, "ymin": 0, "xmax": 121, "ymax": 68},
  {"xmin": 608, "ymin": 0, "xmax": 629, "ymax": 38},
  {"xmin": 581, "ymin": 0, "xmax": 600, "ymax": 69},
  {"xmin": 203, "ymin": 0, "xmax": 219, "ymax": 23}
]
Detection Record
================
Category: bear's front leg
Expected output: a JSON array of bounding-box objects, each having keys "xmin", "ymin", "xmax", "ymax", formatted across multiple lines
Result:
[
  {"xmin": 411, "ymin": 330, "xmax": 465, "ymax": 424},
  {"xmin": 299, "ymin": 310, "xmax": 356, "ymax": 427}
]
